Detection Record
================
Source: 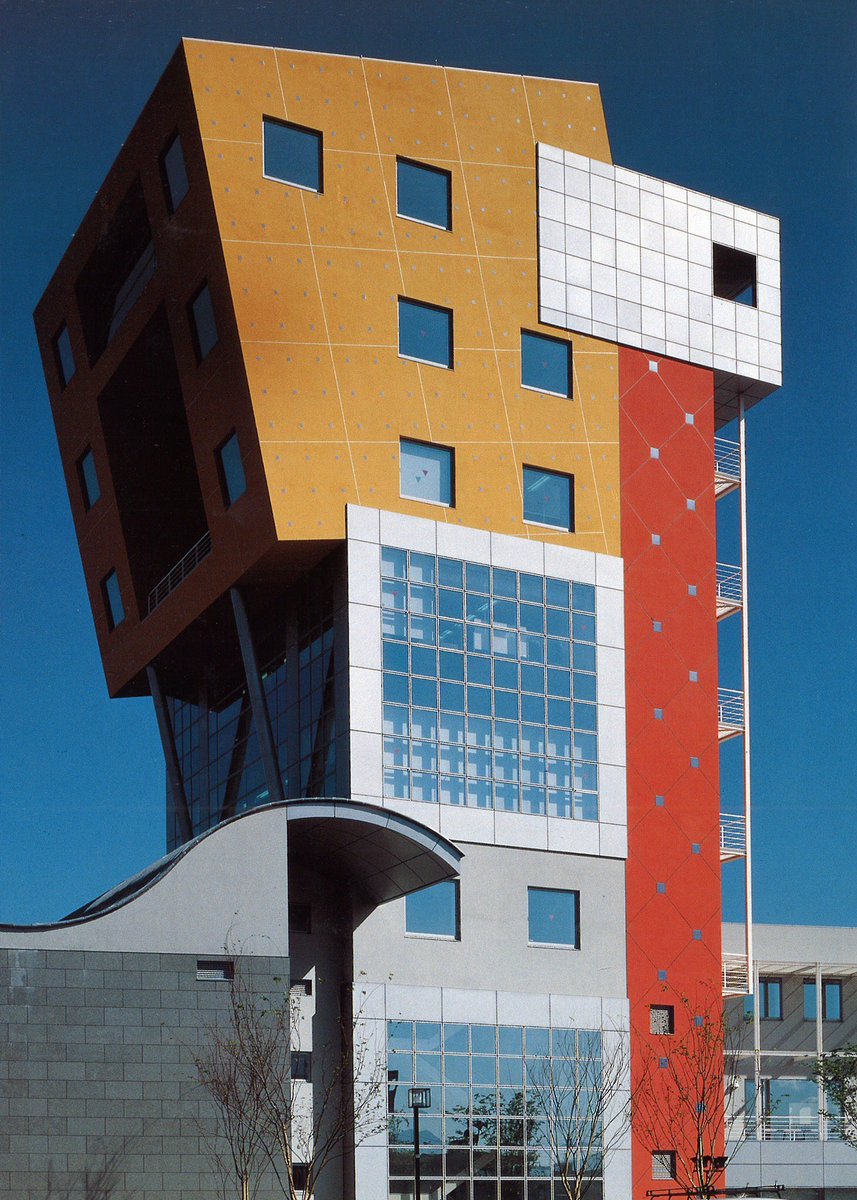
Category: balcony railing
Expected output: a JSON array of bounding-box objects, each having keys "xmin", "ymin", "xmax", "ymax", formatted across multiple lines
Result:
[
  {"xmin": 107, "ymin": 240, "xmax": 156, "ymax": 343},
  {"xmin": 720, "ymin": 813, "xmax": 746, "ymax": 861},
  {"xmin": 714, "ymin": 436, "xmax": 741, "ymax": 497},
  {"xmin": 718, "ymin": 687, "xmax": 745, "ymax": 740},
  {"xmin": 737, "ymin": 1114, "xmax": 847, "ymax": 1142},
  {"xmin": 147, "ymin": 530, "xmax": 212, "ymax": 616},
  {"xmin": 722, "ymin": 952, "xmax": 749, "ymax": 995},
  {"xmin": 716, "ymin": 562, "xmax": 743, "ymax": 619}
]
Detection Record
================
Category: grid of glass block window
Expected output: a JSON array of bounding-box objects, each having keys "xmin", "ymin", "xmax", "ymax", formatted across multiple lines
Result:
[
  {"xmin": 381, "ymin": 548, "xmax": 599, "ymax": 818},
  {"xmin": 387, "ymin": 1020, "xmax": 603, "ymax": 1199},
  {"xmin": 293, "ymin": 610, "xmax": 337, "ymax": 796}
]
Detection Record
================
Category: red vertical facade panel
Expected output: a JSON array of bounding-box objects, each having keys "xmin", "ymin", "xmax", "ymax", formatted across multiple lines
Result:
[{"xmin": 619, "ymin": 347, "xmax": 724, "ymax": 1196}]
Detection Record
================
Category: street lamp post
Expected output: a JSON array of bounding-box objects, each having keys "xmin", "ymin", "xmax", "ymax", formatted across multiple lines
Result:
[{"xmin": 408, "ymin": 1086, "xmax": 431, "ymax": 1199}]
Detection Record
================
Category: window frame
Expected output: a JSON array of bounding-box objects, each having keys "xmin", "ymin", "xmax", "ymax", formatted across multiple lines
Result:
[
  {"xmin": 527, "ymin": 886, "xmax": 580, "ymax": 949},
  {"xmin": 397, "ymin": 296, "xmax": 454, "ymax": 369},
  {"xmin": 712, "ymin": 242, "xmax": 757, "ymax": 307},
  {"xmin": 651, "ymin": 1150, "xmax": 676, "ymax": 1181},
  {"xmin": 404, "ymin": 880, "xmax": 461, "ymax": 941},
  {"xmin": 159, "ymin": 130, "xmax": 190, "ymax": 214},
  {"xmin": 216, "ymin": 430, "xmax": 248, "ymax": 508},
  {"xmin": 650, "ymin": 1004, "xmax": 675, "ymax": 1035},
  {"xmin": 262, "ymin": 116, "xmax": 324, "ymax": 193},
  {"xmin": 759, "ymin": 976, "xmax": 783, "ymax": 1021},
  {"xmin": 522, "ymin": 464, "xmax": 575, "ymax": 532},
  {"xmin": 101, "ymin": 569, "xmax": 126, "ymax": 631},
  {"xmin": 823, "ymin": 978, "xmax": 843, "ymax": 1022},
  {"xmin": 399, "ymin": 437, "xmax": 455, "ymax": 508},
  {"xmin": 188, "ymin": 281, "xmax": 219, "ymax": 363},
  {"xmin": 396, "ymin": 156, "xmax": 452, "ymax": 231},
  {"xmin": 53, "ymin": 322, "xmax": 76, "ymax": 389},
  {"xmin": 520, "ymin": 328, "xmax": 573, "ymax": 399},
  {"xmin": 76, "ymin": 446, "xmax": 101, "ymax": 511}
]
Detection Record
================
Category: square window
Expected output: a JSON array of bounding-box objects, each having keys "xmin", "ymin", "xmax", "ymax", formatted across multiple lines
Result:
[
  {"xmin": 399, "ymin": 297, "xmax": 453, "ymax": 368},
  {"xmin": 527, "ymin": 887, "xmax": 579, "ymax": 948},
  {"xmin": 687, "ymin": 498, "xmax": 696, "ymax": 511},
  {"xmin": 713, "ymin": 242, "xmax": 757, "ymax": 306},
  {"xmin": 688, "ymin": 584, "xmax": 697, "ymax": 596},
  {"xmin": 656, "ymin": 882, "xmax": 666, "ymax": 894},
  {"xmin": 522, "ymin": 466, "xmax": 573, "ymax": 531},
  {"xmin": 53, "ymin": 323, "xmax": 76, "ymax": 388},
  {"xmin": 216, "ymin": 431, "xmax": 247, "ymax": 507},
  {"xmin": 521, "ymin": 330, "xmax": 572, "ymax": 397},
  {"xmin": 400, "ymin": 439, "xmax": 454, "ymax": 506},
  {"xmin": 650, "ymin": 1005, "xmax": 675, "ymax": 1035},
  {"xmin": 652, "ymin": 1150, "xmax": 676, "ymax": 1181},
  {"xmin": 651, "ymin": 533, "xmax": 661, "ymax": 545},
  {"xmin": 653, "ymin": 621, "xmax": 662, "ymax": 633},
  {"xmin": 196, "ymin": 959, "xmax": 234, "ymax": 982},
  {"xmin": 263, "ymin": 117, "xmax": 323, "ymax": 192},
  {"xmin": 76, "ymin": 447, "xmax": 101, "ymax": 510},
  {"xmin": 160, "ymin": 132, "xmax": 189, "ymax": 213},
  {"xmin": 189, "ymin": 282, "xmax": 218, "ymax": 361},
  {"xmin": 397, "ymin": 158, "xmax": 451, "ymax": 229},
  {"xmin": 759, "ymin": 977, "xmax": 782, "ymax": 1020},
  {"xmin": 101, "ymin": 569, "xmax": 125, "ymax": 630},
  {"xmin": 291, "ymin": 1051, "xmax": 312, "ymax": 1081},
  {"xmin": 405, "ymin": 881, "xmax": 460, "ymax": 939}
]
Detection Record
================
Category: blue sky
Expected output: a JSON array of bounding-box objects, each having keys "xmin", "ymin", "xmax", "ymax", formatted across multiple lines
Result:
[{"xmin": 1, "ymin": 0, "xmax": 855, "ymax": 926}]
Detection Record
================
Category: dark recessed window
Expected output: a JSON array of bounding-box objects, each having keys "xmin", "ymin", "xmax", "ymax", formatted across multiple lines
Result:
[
  {"xmin": 216, "ymin": 431, "xmax": 247, "ymax": 507},
  {"xmin": 160, "ymin": 132, "xmax": 190, "ymax": 213},
  {"xmin": 292, "ymin": 1165, "xmax": 309, "ymax": 1190},
  {"xmin": 102, "ymin": 570, "xmax": 126, "ymax": 630},
  {"xmin": 189, "ymin": 283, "xmax": 219, "ymax": 361},
  {"xmin": 263, "ymin": 117, "xmax": 323, "ymax": 192},
  {"xmin": 400, "ymin": 438, "xmax": 454, "ymax": 507},
  {"xmin": 713, "ymin": 243, "xmax": 757, "ymax": 307},
  {"xmin": 405, "ymin": 881, "xmax": 460, "ymax": 939},
  {"xmin": 527, "ymin": 887, "xmax": 579, "ymax": 947},
  {"xmin": 650, "ymin": 1005, "xmax": 675, "ymax": 1035},
  {"xmin": 398, "ymin": 297, "xmax": 453, "ymax": 368},
  {"xmin": 77, "ymin": 447, "xmax": 101, "ymax": 511},
  {"xmin": 521, "ymin": 330, "xmax": 572, "ymax": 397},
  {"xmin": 759, "ymin": 977, "xmax": 782, "ymax": 1020},
  {"xmin": 291, "ymin": 1051, "xmax": 312, "ymax": 1081},
  {"xmin": 652, "ymin": 1151, "xmax": 676, "ymax": 1181},
  {"xmin": 810, "ymin": 979, "xmax": 844, "ymax": 1021},
  {"xmin": 289, "ymin": 902, "xmax": 311, "ymax": 934},
  {"xmin": 522, "ymin": 465, "xmax": 574, "ymax": 531},
  {"xmin": 397, "ymin": 158, "xmax": 452, "ymax": 229},
  {"xmin": 54, "ymin": 323, "xmax": 76, "ymax": 388}
]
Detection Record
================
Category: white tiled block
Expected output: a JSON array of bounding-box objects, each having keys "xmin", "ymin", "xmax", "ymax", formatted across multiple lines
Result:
[
  {"xmin": 663, "ymin": 180, "xmax": 687, "ymax": 204},
  {"xmin": 386, "ymin": 984, "xmax": 442, "ymax": 1021},
  {"xmin": 564, "ymin": 164, "xmax": 590, "ymax": 200},
  {"xmin": 733, "ymin": 203, "xmax": 757, "ymax": 228},
  {"xmin": 564, "ymin": 224, "xmax": 591, "ymax": 257},
  {"xmin": 551, "ymin": 994, "xmax": 602, "ymax": 1028},
  {"xmin": 689, "ymin": 320, "xmax": 714, "ymax": 353},
  {"xmin": 665, "ymin": 285, "xmax": 689, "ymax": 317},
  {"xmin": 617, "ymin": 327, "xmax": 643, "ymax": 350},
  {"xmin": 598, "ymin": 764, "xmax": 627, "ymax": 827},
  {"xmin": 615, "ymin": 240, "xmax": 641, "ymax": 275},
  {"xmin": 568, "ymin": 315, "xmax": 593, "ymax": 336},
  {"xmin": 687, "ymin": 205, "xmax": 711, "ymax": 238},
  {"xmin": 442, "ymin": 988, "xmax": 497, "ymax": 1024},
  {"xmin": 616, "ymin": 299, "xmax": 642, "ymax": 333},
  {"xmin": 544, "ymin": 541, "xmax": 597, "ymax": 583},
  {"xmin": 615, "ymin": 182, "xmax": 640, "ymax": 215},
  {"xmin": 686, "ymin": 233, "xmax": 710, "ymax": 267},
  {"xmin": 616, "ymin": 212, "xmax": 641, "ymax": 246},
  {"xmin": 592, "ymin": 292, "xmax": 618, "ymax": 325},
  {"xmin": 379, "ymin": 794, "xmax": 441, "ymax": 831},
  {"xmin": 665, "ymin": 313, "xmax": 689, "ymax": 344},
  {"xmin": 353, "ymin": 980, "xmax": 387, "ymax": 1020},
  {"xmin": 711, "ymin": 213, "xmax": 734, "ymax": 245},
  {"xmin": 733, "ymin": 220, "xmax": 757, "ymax": 254},
  {"xmin": 540, "ymin": 277, "xmax": 565, "ymax": 311},
  {"xmin": 614, "ymin": 165, "xmax": 640, "ymax": 189},
  {"xmin": 379, "ymin": 510, "xmax": 437, "ymax": 553},
  {"xmin": 688, "ymin": 262, "xmax": 712, "ymax": 293},
  {"xmin": 689, "ymin": 291, "xmax": 713, "ymax": 322},
  {"xmin": 641, "ymin": 307, "xmax": 666, "ymax": 340},
  {"xmin": 566, "ymin": 285, "xmax": 592, "ymax": 319},
  {"xmin": 735, "ymin": 305, "xmax": 759, "ymax": 337},
  {"xmin": 591, "ymin": 263, "xmax": 617, "ymax": 298},
  {"xmin": 663, "ymin": 196, "xmax": 688, "ymax": 230},
  {"xmin": 591, "ymin": 320, "xmax": 617, "ymax": 341},
  {"xmin": 597, "ymin": 587, "xmax": 625, "ymax": 649},
  {"xmin": 590, "ymin": 173, "xmax": 615, "ymax": 208},
  {"xmin": 712, "ymin": 296, "xmax": 736, "ymax": 328},
  {"xmin": 604, "ymin": 1149, "xmax": 633, "ymax": 1200},
  {"xmin": 640, "ymin": 277, "xmax": 665, "ymax": 309},
  {"xmin": 497, "ymin": 991, "xmax": 550, "ymax": 1025},
  {"xmin": 713, "ymin": 326, "xmax": 737, "ymax": 357},
  {"xmin": 594, "ymin": 552, "xmax": 623, "ymax": 590},
  {"xmin": 757, "ymin": 227, "xmax": 780, "ymax": 258},
  {"xmin": 565, "ymin": 195, "xmax": 591, "ymax": 229},
  {"xmin": 565, "ymin": 255, "xmax": 591, "ymax": 287},
  {"xmin": 437, "ymin": 521, "xmax": 491, "ymax": 562},
  {"xmin": 757, "ymin": 284, "xmax": 781, "ymax": 316},
  {"xmin": 759, "ymin": 340, "xmax": 782, "ymax": 372},
  {"xmin": 758, "ymin": 311, "xmax": 781, "ymax": 342},
  {"xmin": 756, "ymin": 210, "xmax": 779, "ymax": 232},
  {"xmin": 639, "ymin": 189, "xmax": 664, "ymax": 223},
  {"xmin": 686, "ymin": 188, "xmax": 711, "ymax": 210},
  {"xmin": 539, "ymin": 143, "xmax": 563, "ymax": 164},
  {"xmin": 711, "ymin": 196, "xmax": 734, "ymax": 218},
  {"xmin": 541, "ymin": 306, "xmax": 566, "ymax": 328},
  {"xmin": 640, "ymin": 248, "xmax": 664, "ymax": 281},
  {"xmin": 640, "ymin": 218, "xmax": 664, "ymax": 252},
  {"xmin": 616, "ymin": 270, "xmax": 641, "ymax": 302},
  {"xmin": 597, "ymin": 644, "xmax": 626, "ymax": 706},
  {"xmin": 539, "ymin": 188, "xmax": 564, "ymax": 222},
  {"xmin": 546, "ymin": 818, "xmax": 600, "ymax": 855},
  {"xmin": 591, "ymin": 203, "xmax": 616, "ymax": 237},
  {"xmin": 538, "ymin": 156, "xmax": 564, "ymax": 193},
  {"xmin": 664, "ymin": 226, "xmax": 688, "ymax": 260},
  {"xmin": 349, "ymin": 666, "xmax": 382, "ymax": 735},
  {"xmin": 591, "ymin": 232, "xmax": 617, "ymax": 266},
  {"xmin": 491, "ymin": 532, "xmax": 545, "ymax": 574},
  {"xmin": 539, "ymin": 216, "xmax": 565, "ymax": 252},
  {"xmin": 439, "ymin": 805, "xmax": 495, "ymax": 845},
  {"xmin": 350, "ymin": 730, "xmax": 381, "ymax": 796},
  {"xmin": 599, "ymin": 822, "xmax": 628, "ymax": 858},
  {"xmin": 563, "ymin": 149, "xmax": 592, "ymax": 171},
  {"xmin": 602, "ymin": 996, "xmax": 630, "ymax": 1030},
  {"xmin": 541, "ymin": 246, "xmax": 565, "ymax": 282},
  {"xmin": 349, "ymin": 539, "xmax": 381, "ymax": 607},
  {"xmin": 349, "ymin": 603, "xmax": 381, "ymax": 670},
  {"xmin": 664, "ymin": 254, "xmax": 689, "ymax": 289},
  {"xmin": 494, "ymin": 811, "xmax": 548, "ymax": 850},
  {"xmin": 599, "ymin": 706, "xmax": 626, "ymax": 768},
  {"xmin": 639, "ymin": 174, "xmax": 663, "ymax": 196},
  {"xmin": 756, "ymin": 254, "xmax": 781, "ymax": 287},
  {"xmin": 589, "ymin": 158, "xmax": 613, "ymax": 178},
  {"xmin": 347, "ymin": 503, "xmax": 380, "ymax": 544},
  {"xmin": 354, "ymin": 1145, "xmax": 388, "ymax": 1200}
]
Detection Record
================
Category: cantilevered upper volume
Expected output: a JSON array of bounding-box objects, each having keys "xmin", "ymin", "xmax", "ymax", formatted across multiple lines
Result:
[{"xmin": 34, "ymin": 40, "xmax": 623, "ymax": 699}]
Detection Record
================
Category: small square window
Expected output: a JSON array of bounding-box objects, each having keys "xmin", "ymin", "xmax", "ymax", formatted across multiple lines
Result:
[
  {"xmin": 688, "ymin": 584, "xmax": 697, "ymax": 596},
  {"xmin": 654, "ymin": 708, "xmax": 663, "ymax": 720},
  {"xmin": 650, "ymin": 1005, "xmax": 675, "ymax": 1035},
  {"xmin": 685, "ymin": 412, "xmax": 695, "ymax": 424},
  {"xmin": 160, "ymin": 132, "xmax": 189, "ymax": 213},
  {"xmin": 77, "ymin": 447, "xmax": 101, "ymax": 511},
  {"xmin": 291, "ymin": 1051, "xmax": 312, "ymax": 1081},
  {"xmin": 689, "ymin": 671, "xmax": 698, "ymax": 682},
  {"xmin": 527, "ymin": 887, "xmax": 579, "ymax": 948},
  {"xmin": 263, "ymin": 117, "xmax": 322, "ymax": 192},
  {"xmin": 651, "ymin": 533, "xmax": 661, "ymax": 545},
  {"xmin": 693, "ymin": 929, "xmax": 703, "ymax": 941},
  {"xmin": 713, "ymin": 242, "xmax": 757, "ymax": 306},
  {"xmin": 398, "ymin": 297, "xmax": 453, "ymax": 368},
  {"xmin": 692, "ymin": 843, "xmax": 701, "ymax": 854},
  {"xmin": 405, "ymin": 881, "xmax": 460, "ymax": 939},
  {"xmin": 400, "ymin": 439, "xmax": 454, "ymax": 507},
  {"xmin": 53, "ymin": 323, "xmax": 76, "ymax": 388},
  {"xmin": 690, "ymin": 757, "xmax": 700, "ymax": 768},
  {"xmin": 397, "ymin": 158, "xmax": 451, "ymax": 229},
  {"xmin": 189, "ymin": 282, "xmax": 219, "ymax": 361},
  {"xmin": 657, "ymin": 969, "xmax": 668, "ymax": 981},
  {"xmin": 652, "ymin": 1150, "xmax": 676, "ymax": 1180},
  {"xmin": 687, "ymin": 498, "xmax": 696, "ymax": 511},
  {"xmin": 290, "ymin": 979, "xmax": 313, "ymax": 997},
  {"xmin": 656, "ymin": 882, "xmax": 666, "ymax": 894},
  {"xmin": 217, "ymin": 431, "xmax": 247, "ymax": 507},
  {"xmin": 650, "ymin": 447, "xmax": 660, "ymax": 459},
  {"xmin": 759, "ymin": 977, "xmax": 782, "ymax": 1020},
  {"xmin": 655, "ymin": 795, "xmax": 665, "ymax": 807},
  {"xmin": 101, "ymin": 570, "xmax": 125, "ymax": 630},
  {"xmin": 523, "ymin": 466, "xmax": 573, "ymax": 531},
  {"xmin": 521, "ymin": 330, "xmax": 572, "ymax": 397},
  {"xmin": 653, "ymin": 621, "xmax": 662, "ymax": 633},
  {"xmin": 196, "ymin": 959, "xmax": 234, "ymax": 982}
]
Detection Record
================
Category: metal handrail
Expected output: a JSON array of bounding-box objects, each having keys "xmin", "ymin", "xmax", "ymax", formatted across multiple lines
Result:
[
  {"xmin": 720, "ymin": 813, "xmax": 746, "ymax": 855},
  {"xmin": 107, "ymin": 241, "xmax": 157, "ymax": 341},
  {"xmin": 716, "ymin": 562, "xmax": 743, "ymax": 606},
  {"xmin": 745, "ymin": 1114, "xmax": 821, "ymax": 1141},
  {"xmin": 715, "ymin": 436, "xmax": 741, "ymax": 481},
  {"xmin": 147, "ymin": 530, "xmax": 212, "ymax": 615},
  {"xmin": 722, "ymin": 952, "xmax": 749, "ymax": 994},
  {"xmin": 718, "ymin": 686, "xmax": 745, "ymax": 728}
]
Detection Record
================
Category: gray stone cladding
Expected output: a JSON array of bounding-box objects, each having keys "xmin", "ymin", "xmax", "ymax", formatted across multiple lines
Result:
[{"xmin": 0, "ymin": 947, "xmax": 288, "ymax": 1199}]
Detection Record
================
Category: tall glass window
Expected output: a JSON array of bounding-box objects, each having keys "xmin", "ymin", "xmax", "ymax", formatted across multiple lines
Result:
[
  {"xmin": 102, "ymin": 570, "xmax": 125, "ymax": 630},
  {"xmin": 77, "ymin": 447, "xmax": 101, "ymax": 510},
  {"xmin": 54, "ymin": 323, "xmax": 76, "ymax": 388},
  {"xmin": 189, "ymin": 282, "xmax": 219, "ymax": 361},
  {"xmin": 217, "ymin": 431, "xmax": 247, "ymax": 507},
  {"xmin": 161, "ymin": 132, "xmax": 190, "ymax": 213},
  {"xmin": 381, "ymin": 548, "xmax": 598, "ymax": 820},
  {"xmin": 759, "ymin": 978, "xmax": 782, "ymax": 1020}
]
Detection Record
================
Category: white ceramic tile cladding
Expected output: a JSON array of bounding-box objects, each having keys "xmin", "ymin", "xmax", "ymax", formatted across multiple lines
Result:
[{"xmin": 537, "ymin": 145, "xmax": 782, "ymax": 387}]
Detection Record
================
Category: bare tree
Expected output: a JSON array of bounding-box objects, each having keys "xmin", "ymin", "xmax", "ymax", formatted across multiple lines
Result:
[
  {"xmin": 814, "ymin": 1043, "xmax": 857, "ymax": 1148},
  {"xmin": 194, "ymin": 959, "xmax": 388, "ymax": 1199},
  {"xmin": 633, "ymin": 992, "xmax": 750, "ymax": 1199},
  {"xmin": 525, "ymin": 1027, "xmax": 632, "ymax": 1200},
  {"xmin": 45, "ymin": 1143, "xmax": 129, "ymax": 1200}
]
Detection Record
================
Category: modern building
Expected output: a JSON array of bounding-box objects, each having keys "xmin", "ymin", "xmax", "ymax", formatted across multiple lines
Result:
[
  {"xmin": 6, "ymin": 37, "xmax": 785, "ymax": 1198},
  {"xmin": 724, "ymin": 923, "xmax": 857, "ymax": 1200}
]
